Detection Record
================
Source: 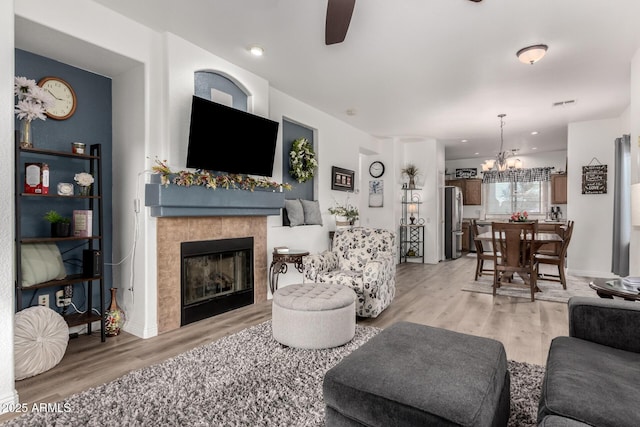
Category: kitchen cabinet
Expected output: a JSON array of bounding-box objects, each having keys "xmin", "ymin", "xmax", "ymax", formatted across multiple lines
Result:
[
  {"xmin": 551, "ymin": 174, "xmax": 567, "ymax": 204},
  {"xmin": 445, "ymin": 178, "xmax": 482, "ymax": 206},
  {"xmin": 462, "ymin": 221, "xmax": 470, "ymax": 252}
]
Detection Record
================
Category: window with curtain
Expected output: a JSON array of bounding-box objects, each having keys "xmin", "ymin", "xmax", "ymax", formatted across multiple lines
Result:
[{"xmin": 482, "ymin": 168, "xmax": 553, "ymax": 216}]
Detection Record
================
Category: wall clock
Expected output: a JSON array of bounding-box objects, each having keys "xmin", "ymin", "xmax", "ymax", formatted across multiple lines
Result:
[
  {"xmin": 38, "ymin": 76, "xmax": 77, "ymax": 120},
  {"xmin": 369, "ymin": 161, "xmax": 385, "ymax": 178}
]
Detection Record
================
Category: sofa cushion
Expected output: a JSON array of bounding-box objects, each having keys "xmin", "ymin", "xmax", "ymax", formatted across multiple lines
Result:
[
  {"xmin": 539, "ymin": 415, "xmax": 591, "ymax": 427},
  {"xmin": 284, "ymin": 199, "xmax": 304, "ymax": 227},
  {"xmin": 539, "ymin": 336, "xmax": 640, "ymax": 427}
]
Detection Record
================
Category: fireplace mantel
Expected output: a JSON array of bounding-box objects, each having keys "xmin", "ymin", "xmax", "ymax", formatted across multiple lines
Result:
[{"xmin": 145, "ymin": 174, "xmax": 285, "ymax": 217}]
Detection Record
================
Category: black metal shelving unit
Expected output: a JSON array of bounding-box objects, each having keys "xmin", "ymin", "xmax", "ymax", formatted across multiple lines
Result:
[
  {"xmin": 15, "ymin": 144, "xmax": 105, "ymax": 342},
  {"xmin": 400, "ymin": 187, "xmax": 425, "ymax": 263}
]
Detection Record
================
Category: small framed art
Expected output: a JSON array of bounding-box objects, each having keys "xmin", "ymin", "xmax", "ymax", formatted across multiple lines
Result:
[{"xmin": 331, "ymin": 166, "xmax": 355, "ymax": 192}]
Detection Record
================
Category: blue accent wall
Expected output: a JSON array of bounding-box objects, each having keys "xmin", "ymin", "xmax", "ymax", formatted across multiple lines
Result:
[
  {"xmin": 15, "ymin": 49, "xmax": 113, "ymax": 315},
  {"xmin": 282, "ymin": 119, "xmax": 314, "ymax": 200}
]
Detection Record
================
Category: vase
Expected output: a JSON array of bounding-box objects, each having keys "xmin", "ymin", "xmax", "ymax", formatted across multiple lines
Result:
[
  {"xmin": 78, "ymin": 185, "xmax": 92, "ymax": 197},
  {"xmin": 408, "ymin": 176, "xmax": 416, "ymax": 190},
  {"xmin": 104, "ymin": 287, "xmax": 125, "ymax": 337},
  {"xmin": 19, "ymin": 120, "xmax": 33, "ymax": 149}
]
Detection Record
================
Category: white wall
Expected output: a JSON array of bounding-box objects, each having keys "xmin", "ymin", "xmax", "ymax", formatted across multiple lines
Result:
[
  {"xmin": 0, "ymin": 0, "xmax": 18, "ymax": 412},
  {"xmin": 401, "ymin": 139, "xmax": 441, "ymax": 264},
  {"xmin": 267, "ymin": 88, "xmax": 390, "ymax": 290},
  {"xmin": 567, "ymin": 118, "xmax": 625, "ymax": 277}
]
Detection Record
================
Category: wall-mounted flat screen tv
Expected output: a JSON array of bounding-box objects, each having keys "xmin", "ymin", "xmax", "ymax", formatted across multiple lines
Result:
[{"xmin": 186, "ymin": 95, "xmax": 279, "ymax": 176}]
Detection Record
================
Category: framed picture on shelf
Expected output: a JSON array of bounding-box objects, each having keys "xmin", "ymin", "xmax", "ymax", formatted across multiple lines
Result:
[{"xmin": 331, "ymin": 166, "xmax": 355, "ymax": 192}]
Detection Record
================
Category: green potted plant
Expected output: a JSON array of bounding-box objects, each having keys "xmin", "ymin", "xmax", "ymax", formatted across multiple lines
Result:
[
  {"xmin": 328, "ymin": 203, "xmax": 359, "ymax": 227},
  {"xmin": 43, "ymin": 210, "xmax": 71, "ymax": 237}
]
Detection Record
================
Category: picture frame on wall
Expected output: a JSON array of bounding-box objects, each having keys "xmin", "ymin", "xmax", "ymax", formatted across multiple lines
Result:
[
  {"xmin": 369, "ymin": 180, "xmax": 383, "ymax": 207},
  {"xmin": 331, "ymin": 166, "xmax": 355, "ymax": 192}
]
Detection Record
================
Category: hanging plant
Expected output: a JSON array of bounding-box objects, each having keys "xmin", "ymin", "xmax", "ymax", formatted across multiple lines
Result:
[{"xmin": 289, "ymin": 138, "xmax": 318, "ymax": 183}]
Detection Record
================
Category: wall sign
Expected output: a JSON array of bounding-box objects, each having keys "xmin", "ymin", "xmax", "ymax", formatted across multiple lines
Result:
[
  {"xmin": 455, "ymin": 168, "xmax": 477, "ymax": 178},
  {"xmin": 582, "ymin": 164, "xmax": 607, "ymax": 194},
  {"xmin": 331, "ymin": 166, "xmax": 355, "ymax": 192}
]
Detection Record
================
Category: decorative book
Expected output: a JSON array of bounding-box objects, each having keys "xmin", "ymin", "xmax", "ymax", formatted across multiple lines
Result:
[{"xmin": 73, "ymin": 210, "xmax": 93, "ymax": 237}]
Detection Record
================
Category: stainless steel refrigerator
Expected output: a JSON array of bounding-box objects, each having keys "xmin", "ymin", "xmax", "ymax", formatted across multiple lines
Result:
[{"xmin": 444, "ymin": 186, "xmax": 464, "ymax": 260}]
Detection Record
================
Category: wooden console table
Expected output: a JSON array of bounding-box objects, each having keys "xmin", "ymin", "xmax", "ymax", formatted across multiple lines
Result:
[{"xmin": 269, "ymin": 249, "xmax": 309, "ymax": 294}]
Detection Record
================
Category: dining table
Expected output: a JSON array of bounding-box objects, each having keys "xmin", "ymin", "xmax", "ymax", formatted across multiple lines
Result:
[{"xmin": 475, "ymin": 230, "xmax": 564, "ymax": 292}]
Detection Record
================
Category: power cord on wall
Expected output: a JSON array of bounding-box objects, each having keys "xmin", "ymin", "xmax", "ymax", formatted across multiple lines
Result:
[{"xmin": 103, "ymin": 169, "xmax": 152, "ymax": 311}]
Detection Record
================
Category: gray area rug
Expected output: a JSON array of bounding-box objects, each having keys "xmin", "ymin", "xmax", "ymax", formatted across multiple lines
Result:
[
  {"xmin": 461, "ymin": 263, "xmax": 596, "ymax": 303},
  {"xmin": 3, "ymin": 321, "xmax": 544, "ymax": 426}
]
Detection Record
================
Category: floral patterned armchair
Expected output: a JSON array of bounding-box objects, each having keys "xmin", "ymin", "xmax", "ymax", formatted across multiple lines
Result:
[{"xmin": 302, "ymin": 227, "xmax": 396, "ymax": 317}]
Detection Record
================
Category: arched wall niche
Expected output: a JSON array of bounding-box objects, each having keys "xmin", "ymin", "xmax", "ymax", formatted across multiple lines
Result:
[{"xmin": 194, "ymin": 69, "xmax": 252, "ymax": 112}]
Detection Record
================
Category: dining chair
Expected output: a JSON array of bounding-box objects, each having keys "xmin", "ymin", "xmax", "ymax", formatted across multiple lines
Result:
[
  {"xmin": 471, "ymin": 219, "xmax": 497, "ymax": 280},
  {"xmin": 536, "ymin": 220, "xmax": 574, "ymax": 289},
  {"xmin": 491, "ymin": 222, "xmax": 539, "ymax": 302}
]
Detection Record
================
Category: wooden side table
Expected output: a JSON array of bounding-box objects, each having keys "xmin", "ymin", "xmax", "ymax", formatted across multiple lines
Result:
[{"xmin": 269, "ymin": 249, "xmax": 310, "ymax": 294}]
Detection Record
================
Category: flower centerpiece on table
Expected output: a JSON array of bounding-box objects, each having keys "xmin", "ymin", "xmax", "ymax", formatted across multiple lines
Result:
[
  {"xmin": 510, "ymin": 211, "xmax": 529, "ymax": 222},
  {"xmin": 14, "ymin": 76, "xmax": 55, "ymax": 149},
  {"xmin": 289, "ymin": 137, "xmax": 318, "ymax": 183},
  {"xmin": 328, "ymin": 202, "xmax": 359, "ymax": 226},
  {"xmin": 74, "ymin": 172, "xmax": 94, "ymax": 196}
]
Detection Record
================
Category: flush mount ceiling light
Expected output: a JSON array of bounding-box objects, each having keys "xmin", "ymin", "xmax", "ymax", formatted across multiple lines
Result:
[
  {"xmin": 517, "ymin": 44, "xmax": 548, "ymax": 64},
  {"xmin": 249, "ymin": 46, "xmax": 264, "ymax": 57}
]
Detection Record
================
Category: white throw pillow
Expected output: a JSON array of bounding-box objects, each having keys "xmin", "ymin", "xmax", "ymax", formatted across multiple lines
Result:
[
  {"xmin": 21, "ymin": 243, "xmax": 66, "ymax": 287},
  {"xmin": 14, "ymin": 306, "xmax": 69, "ymax": 380}
]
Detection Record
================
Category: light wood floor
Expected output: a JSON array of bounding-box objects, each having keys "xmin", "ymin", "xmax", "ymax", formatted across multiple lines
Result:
[{"xmin": 1, "ymin": 255, "xmax": 569, "ymax": 423}]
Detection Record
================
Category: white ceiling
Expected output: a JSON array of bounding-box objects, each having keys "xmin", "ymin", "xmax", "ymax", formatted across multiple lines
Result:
[{"xmin": 90, "ymin": 0, "xmax": 640, "ymax": 159}]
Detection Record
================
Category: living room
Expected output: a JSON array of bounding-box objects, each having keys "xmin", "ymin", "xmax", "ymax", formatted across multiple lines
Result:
[{"xmin": 2, "ymin": 0, "xmax": 640, "ymax": 425}]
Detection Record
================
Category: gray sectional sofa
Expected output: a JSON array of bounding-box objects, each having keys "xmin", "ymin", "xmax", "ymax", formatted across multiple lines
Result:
[{"xmin": 538, "ymin": 296, "xmax": 640, "ymax": 426}]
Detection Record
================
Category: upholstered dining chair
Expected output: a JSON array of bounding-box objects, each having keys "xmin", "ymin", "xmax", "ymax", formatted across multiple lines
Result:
[
  {"xmin": 491, "ymin": 222, "xmax": 539, "ymax": 302},
  {"xmin": 536, "ymin": 220, "xmax": 574, "ymax": 289},
  {"xmin": 471, "ymin": 219, "xmax": 498, "ymax": 280}
]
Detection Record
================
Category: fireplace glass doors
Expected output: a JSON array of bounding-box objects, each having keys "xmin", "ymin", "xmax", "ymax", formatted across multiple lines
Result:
[{"xmin": 181, "ymin": 237, "xmax": 254, "ymax": 326}]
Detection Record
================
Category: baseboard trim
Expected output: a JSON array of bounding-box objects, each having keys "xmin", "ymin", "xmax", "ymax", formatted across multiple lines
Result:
[
  {"xmin": 124, "ymin": 320, "xmax": 158, "ymax": 339},
  {"xmin": 567, "ymin": 269, "xmax": 619, "ymax": 279},
  {"xmin": 0, "ymin": 389, "xmax": 19, "ymax": 414}
]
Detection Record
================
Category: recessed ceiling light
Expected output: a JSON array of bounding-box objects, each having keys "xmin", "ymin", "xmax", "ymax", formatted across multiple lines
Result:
[
  {"xmin": 532, "ymin": 147, "xmax": 538, "ymax": 150},
  {"xmin": 474, "ymin": 152, "xmax": 480, "ymax": 155},
  {"xmin": 531, "ymin": 131, "xmax": 539, "ymax": 135},
  {"xmin": 249, "ymin": 46, "xmax": 264, "ymax": 57},
  {"xmin": 461, "ymin": 139, "xmax": 468, "ymax": 143}
]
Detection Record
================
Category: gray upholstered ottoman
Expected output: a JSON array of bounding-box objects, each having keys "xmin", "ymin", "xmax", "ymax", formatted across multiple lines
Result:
[
  {"xmin": 272, "ymin": 283, "xmax": 356, "ymax": 349},
  {"xmin": 323, "ymin": 321, "xmax": 510, "ymax": 426}
]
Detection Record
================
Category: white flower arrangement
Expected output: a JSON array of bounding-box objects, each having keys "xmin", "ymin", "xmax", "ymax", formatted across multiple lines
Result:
[
  {"xmin": 14, "ymin": 76, "xmax": 55, "ymax": 122},
  {"xmin": 289, "ymin": 137, "xmax": 318, "ymax": 183},
  {"xmin": 74, "ymin": 172, "xmax": 94, "ymax": 187}
]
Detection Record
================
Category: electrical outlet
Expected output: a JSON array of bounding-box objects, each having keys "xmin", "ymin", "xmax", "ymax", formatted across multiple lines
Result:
[
  {"xmin": 38, "ymin": 294, "xmax": 49, "ymax": 307},
  {"xmin": 56, "ymin": 290, "xmax": 71, "ymax": 307}
]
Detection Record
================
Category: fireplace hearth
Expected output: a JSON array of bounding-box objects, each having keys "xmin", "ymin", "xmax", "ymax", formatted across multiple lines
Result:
[{"xmin": 181, "ymin": 237, "xmax": 254, "ymax": 326}]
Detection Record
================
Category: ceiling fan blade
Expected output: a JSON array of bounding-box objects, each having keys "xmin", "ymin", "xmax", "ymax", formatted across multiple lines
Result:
[{"xmin": 325, "ymin": 0, "xmax": 356, "ymax": 45}]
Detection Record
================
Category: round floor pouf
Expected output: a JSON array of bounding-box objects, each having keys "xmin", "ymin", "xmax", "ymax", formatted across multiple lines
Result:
[
  {"xmin": 272, "ymin": 283, "xmax": 356, "ymax": 349},
  {"xmin": 14, "ymin": 306, "xmax": 69, "ymax": 380}
]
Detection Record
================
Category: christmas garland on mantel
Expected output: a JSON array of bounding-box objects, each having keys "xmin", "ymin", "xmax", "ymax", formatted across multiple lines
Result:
[{"xmin": 152, "ymin": 159, "xmax": 292, "ymax": 192}]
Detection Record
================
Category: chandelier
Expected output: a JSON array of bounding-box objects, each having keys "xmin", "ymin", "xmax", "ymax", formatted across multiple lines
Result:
[{"xmin": 481, "ymin": 114, "xmax": 522, "ymax": 172}]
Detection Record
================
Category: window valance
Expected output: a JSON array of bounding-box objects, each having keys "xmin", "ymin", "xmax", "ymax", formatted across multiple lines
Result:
[{"xmin": 482, "ymin": 167, "xmax": 553, "ymax": 184}]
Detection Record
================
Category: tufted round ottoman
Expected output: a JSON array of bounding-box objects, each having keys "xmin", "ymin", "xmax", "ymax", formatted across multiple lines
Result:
[{"xmin": 272, "ymin": 283, "xmax": 356, "ymax": 349}]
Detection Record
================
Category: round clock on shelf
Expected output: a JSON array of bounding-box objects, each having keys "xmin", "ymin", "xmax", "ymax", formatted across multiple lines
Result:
[
  {"xmin": 369, "ymin": 161, "xmax": 385, "ymax": 178},
  {"xmin": 38, "ymin": 76, "xmax": 77, "ymax": 120}
]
